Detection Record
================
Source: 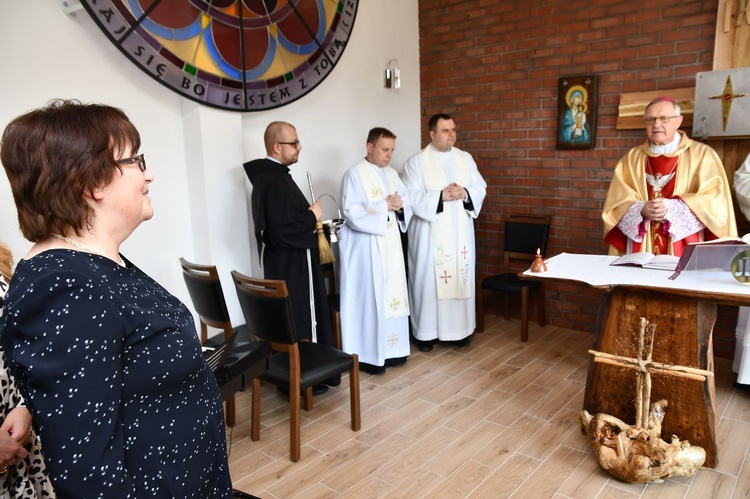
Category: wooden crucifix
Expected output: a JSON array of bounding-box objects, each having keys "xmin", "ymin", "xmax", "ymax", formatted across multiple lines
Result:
[
  {"xmin": 580, "ymin": 317, "xmax": 710, "ymax": 483},
  {"xmin": 588, "ymin": 317, "xmax": 714, "ymax": 429}
]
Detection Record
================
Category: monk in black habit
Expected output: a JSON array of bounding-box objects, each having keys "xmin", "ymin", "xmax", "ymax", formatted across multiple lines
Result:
[{"xmin": 244, "ymin": 121, "xmax": 339, "ymax": 390}]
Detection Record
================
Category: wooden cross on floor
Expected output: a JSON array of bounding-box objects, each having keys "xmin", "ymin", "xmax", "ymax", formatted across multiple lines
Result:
[{"xmin": 588, "ymin": 317, "xmax": 714, "ymax": 429}]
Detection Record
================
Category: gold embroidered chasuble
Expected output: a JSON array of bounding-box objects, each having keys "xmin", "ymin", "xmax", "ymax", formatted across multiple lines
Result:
[{"xmin": 602, "ymin": 131, "xmax": 736, "ymax": 255}]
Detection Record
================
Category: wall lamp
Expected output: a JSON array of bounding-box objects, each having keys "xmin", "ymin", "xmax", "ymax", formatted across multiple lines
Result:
[
  {"xmin": 59, "ymin": 0, "xmax": 84, "ymax": 16},
  {"xmin": 384, "ymin": 59, "xmax": 400, "ymax": 89}
]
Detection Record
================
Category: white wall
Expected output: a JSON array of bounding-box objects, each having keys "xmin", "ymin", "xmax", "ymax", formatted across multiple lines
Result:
[
  {"xmin": 239, "ymin": 0, "xmax": 422, "ymax": 277},
  {"xmin": 0, "ymin": 0, "xmax": 420, "ymax": 327},
  {"xmin": 240, "ymin": 0, "xmax": 422, "ymax": 202}
]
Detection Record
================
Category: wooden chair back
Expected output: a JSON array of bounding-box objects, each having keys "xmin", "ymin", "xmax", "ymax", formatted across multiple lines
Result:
[
  {"xmin": 230, "ymin": 272, "xmax": 298, "ymax": 348},
  {"xmin": 179, "ymin": 257, "xmax": 233, "ymax": 342}
]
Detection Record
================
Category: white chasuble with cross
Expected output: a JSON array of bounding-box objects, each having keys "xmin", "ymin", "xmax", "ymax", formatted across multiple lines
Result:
[{"xmin": 418, "ymin": 146, "xmax": 472, "ymax": 299}]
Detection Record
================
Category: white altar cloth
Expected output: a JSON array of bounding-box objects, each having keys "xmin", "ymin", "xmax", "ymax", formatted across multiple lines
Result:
[{"xmin": 522, "ymin": 253, "xmax": 750, "ymax": 298}]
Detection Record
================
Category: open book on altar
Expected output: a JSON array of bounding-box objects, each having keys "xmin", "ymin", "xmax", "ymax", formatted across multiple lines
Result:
[
  {"xmin": 610, "ymin": 253, "xmax": 680, "ymax": 271},
  {"xmin": 673, "ymin": 236, "xmax": 750, "ymax": 275}
]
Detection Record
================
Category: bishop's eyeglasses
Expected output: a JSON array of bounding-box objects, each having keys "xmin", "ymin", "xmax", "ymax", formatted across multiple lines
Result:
[{"xmin": 643, "ymin": 116, "xmax": 680, "ymax": 125}]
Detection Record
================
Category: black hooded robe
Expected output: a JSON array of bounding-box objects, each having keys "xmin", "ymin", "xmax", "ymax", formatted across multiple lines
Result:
[{"xmin": 244, "ymin": 158, "xmax": 335, "ymax": 347}]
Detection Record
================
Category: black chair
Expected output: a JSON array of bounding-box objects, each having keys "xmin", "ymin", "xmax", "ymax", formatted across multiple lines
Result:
[
  {"xmin": 179, "ymin": 257, "xmax": 250, "ymax": 344},
  {"xmin": 231, "ymin": 270, "xmax": 361, "ymax": 462},
  {"xmin": 477, "ymin": 214, "xmax": 552, "ymax": 342},
  {"xmin": 180, "ymin": 257, "xmax": 255, "ymax": 426}
]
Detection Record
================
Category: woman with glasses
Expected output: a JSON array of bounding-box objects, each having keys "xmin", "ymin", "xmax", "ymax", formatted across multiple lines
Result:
[{"xmin": 0, "ymin": 100, "xmax": 233, "ymax": 498}]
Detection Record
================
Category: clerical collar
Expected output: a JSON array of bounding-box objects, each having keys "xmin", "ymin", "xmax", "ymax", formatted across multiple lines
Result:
[
  {"xmin": 265, "ymin": 155, "xmax": 283, "ymax": 165},
  {"xmin": 430, "ymin": 144, "xmax": 452, "ymax": 154},
  {"xmin": 650, "ymin": 132, "xmax": 681, "ymax": 155}
]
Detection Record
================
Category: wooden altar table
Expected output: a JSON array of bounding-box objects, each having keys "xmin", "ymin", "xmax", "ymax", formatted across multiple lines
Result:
[{"xmin": 521, "ymin": 253, "xmax": 750, "ymax": 467}]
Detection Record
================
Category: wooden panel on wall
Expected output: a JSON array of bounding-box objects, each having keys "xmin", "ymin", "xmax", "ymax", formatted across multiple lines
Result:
[
  {"xmin": 617, "ymin": 88, "xmax": 694, "ymax": 130},
  {"xmin": 714, "ymin": 0, "xmax": 737, "ymax": 70}
]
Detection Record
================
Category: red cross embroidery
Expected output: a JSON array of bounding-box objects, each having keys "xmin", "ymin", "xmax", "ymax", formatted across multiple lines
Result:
[{"xmin": 440, "ymin": 271, "xmax": 452, "ymax": 284}]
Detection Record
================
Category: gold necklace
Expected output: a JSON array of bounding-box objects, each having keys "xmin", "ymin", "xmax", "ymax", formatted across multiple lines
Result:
[{"xmin": 52, "ymin": 234, "xmax": 126, "ymax": 267}]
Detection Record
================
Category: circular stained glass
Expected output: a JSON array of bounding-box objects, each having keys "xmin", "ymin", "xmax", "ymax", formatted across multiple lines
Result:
[{"xmin": 80, "ymin": 0, "xmax": 360, "ymax": 112}]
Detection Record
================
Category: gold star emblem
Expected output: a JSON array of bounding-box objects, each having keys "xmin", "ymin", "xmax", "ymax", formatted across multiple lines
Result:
[{"xmin": 708, "ymin": 74, "xmax": 748, "ymax": 131}]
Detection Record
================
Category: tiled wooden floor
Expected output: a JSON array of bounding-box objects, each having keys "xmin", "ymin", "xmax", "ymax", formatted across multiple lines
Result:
[{"xmin": 226, "ymin": 315, "xmax": 750, "ymax": 498}]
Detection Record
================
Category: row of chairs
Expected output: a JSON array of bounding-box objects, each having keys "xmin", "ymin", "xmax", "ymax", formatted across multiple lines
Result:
[
  {"xmin": 180, "ymin": 212, "xmax": 548, "ymax": 461},
  {"xmin": 179, "ymin": 258, "xmax": 361, "ymax": 462}
]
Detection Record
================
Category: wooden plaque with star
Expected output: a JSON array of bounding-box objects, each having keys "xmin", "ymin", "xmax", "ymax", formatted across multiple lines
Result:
[{"xmin": 693, "ymin": 68, "xmax": 750, "ymax": 138}]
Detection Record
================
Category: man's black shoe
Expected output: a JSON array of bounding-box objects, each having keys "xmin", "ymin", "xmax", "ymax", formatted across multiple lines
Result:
[
  {"xmin": 323, "ymin": 375, "xmax": 341, "ymax": 387},
  {"xmin": 416, "ymin": 340, "xmax": 434, "ymax": 352},
  {"xmin": 734, "ymin": 381, "xmax": 750, "ymax": 392},
  {"xmin": 311, "ymin": 384, "xmax": 329, "ymax": 395},
  {"xmin": 451, "ymin": 337, "xmax": 471, "ymax": 347},
  {"xmin": 277, "ymin": 384, "xmax": 329, "ymax": 397},
  {"xmin": 384, "ymin": 356, "xmax": 408, "ymax": 367},
  {"xmin": 359, "ymin": 362, "xmax": 386, "ymax": 375}
]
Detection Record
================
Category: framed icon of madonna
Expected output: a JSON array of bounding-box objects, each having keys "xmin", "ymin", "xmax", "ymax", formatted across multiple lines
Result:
[{"xmin": 556, "ymin": 75, "xmax": 598, "ymax": 150}]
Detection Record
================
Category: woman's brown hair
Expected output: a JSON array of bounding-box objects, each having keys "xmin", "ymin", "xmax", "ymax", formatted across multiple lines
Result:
[
  {"xmin": 1, "ymin": 99, "xmax": 141, "ymax": 242},
  {"xmin": 0, "ymin": 241, "xmax": 12, "ymax": 282}
]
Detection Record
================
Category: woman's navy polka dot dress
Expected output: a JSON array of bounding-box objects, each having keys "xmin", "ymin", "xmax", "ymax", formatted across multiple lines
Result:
[{"xmin": 0, "ymin": 250, "xmax": 234, "ymax": 499}]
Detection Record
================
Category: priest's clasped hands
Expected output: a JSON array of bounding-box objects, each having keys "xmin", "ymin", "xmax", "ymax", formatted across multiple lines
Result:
[
  {"xmin": 442, "ymin": 182, "xmax": 467, "ymax": 202},
  {"xmin": 641, "ymin": 198, "xmax": 667, "ymax": 222},
  {"xmin": 386, "ymin": 192, "xmax": 403, "ymax": 212}
]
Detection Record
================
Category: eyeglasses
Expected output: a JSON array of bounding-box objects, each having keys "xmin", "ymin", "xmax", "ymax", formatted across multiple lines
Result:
[
  {"xmin": 277, "ymin": 140, "xmax": 301, "ymax": 148},
  {"xmin": 643, "ymin": 116, "xmax": 680, "ymax": 125},
  {"xmin": 116, "ymin": 153, "xmax": 147, "ymax": 172}
]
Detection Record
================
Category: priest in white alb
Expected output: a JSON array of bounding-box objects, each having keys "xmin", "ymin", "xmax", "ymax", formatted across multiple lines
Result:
[
  {"xmin": 401, "ymin": 114, "xmax": 487, "ymax": 352},
  {"xmin": 339, "ymin": 127, "xmax": 412, "ymax": 375}
]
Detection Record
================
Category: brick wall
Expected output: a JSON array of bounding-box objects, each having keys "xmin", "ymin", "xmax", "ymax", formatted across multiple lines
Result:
[{"xmin": 417, "ymin": 0, "xmax": 738, "ymax": 358}]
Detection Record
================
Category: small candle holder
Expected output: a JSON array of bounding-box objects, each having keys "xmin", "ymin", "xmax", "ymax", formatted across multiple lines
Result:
[{"xmin": 530, "ymin": 248, "xmax": 547, "ymax": 273}]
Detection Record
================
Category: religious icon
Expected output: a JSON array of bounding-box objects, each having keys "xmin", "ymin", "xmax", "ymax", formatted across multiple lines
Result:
[{"xmin": 556, "ymin": 75, "xmax": 598, "ymax": 150}]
